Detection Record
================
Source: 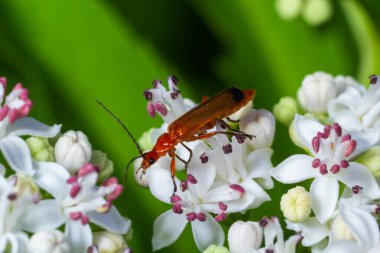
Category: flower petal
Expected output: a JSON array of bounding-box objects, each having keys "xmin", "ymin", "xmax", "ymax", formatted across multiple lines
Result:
[
  {"xmin": 247, "ymin": 148, "xmax": 274, "ymax": 188},
  {"xmin": 241, "ymin": 179, "xmax": 270, "ymax": 209},
  {"xmin": 8, "ymin": 117, "xmax": 61, "ymax": 138},
  {"xmin": 88, "ymin": 206, "xmax": 131, "ymax": 234},
  {"xmin": 19, "ymin": 199, "xmax": 64, "ymax": 232},
  {"xmin": 310, "ymin": 177, "xmax": 338, "ymax": 223},
  {"xmin": 152, "ymin": 210, "xmax": 187, "ymax": 251},
  {"xmin": 33, "ymin": 161, "xmax": 70, "ymax": 199},
  {"xmin": 191, "ymin": 213, "xmax": 224, "ymax": 251},
  {"xmin": 338, "ymin": 162, "xmax": 380, "ymax": 200},
  {"xmin": 340, "ymin": 200, "xmax": 380, "ymax": 248},
  {"xmin": 149, "ymin": 167, "xmax": 180, "ymax": 204},
  {"xmin": 294, "ymin": 115, "xmax": 324, "ymax": 153},
  {"xmin": 271, "ymin": 154, "xmax": 316, "ymax": 183},
  {"xmin": 350, "ymin": 131, "xmax": 380, "ymax": 156},
  {"xmin": 286, "ymin": 218, "xmax": 328, "ymax": 246},
  {"xmin": 323, "ymin": 240, "xmax": 362, "ymax": 253},
  {"xmin": 65, "ymin": 220, "xmax": 92, "ymax": 253},
  {"xmin": 0, "ymin": 136, "xmax": 34, "ymax": 175}
]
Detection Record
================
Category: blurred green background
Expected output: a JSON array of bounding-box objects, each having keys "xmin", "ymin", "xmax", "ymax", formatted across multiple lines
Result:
[{"xmin": 0, "ymin": 0, "xmax": 379, "ymax": 252}]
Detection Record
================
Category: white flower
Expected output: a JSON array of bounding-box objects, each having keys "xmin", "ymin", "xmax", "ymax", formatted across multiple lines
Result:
[
  {"xmin": 55, "ymin": 130, "xmax": 92, "ymax": 174},
  {"xmin": 0, "ymin": 173, "xmax": 42, "ymax": 253},
  {"xmin": 228, "ymin": 220, "xmax": 262, "ymax": 253},
  {"xmin": 29, "ymin": 230, "xmax": 69, "ymax": 253},
  {"xmin": 323, "ymin": 200, "xmax": 380, "ymax": 253},
  {"xmin": 143, "ymin": 76, "xmax": 195, "ymax": 124},
  {"xmin": 297, "ymin": 71, "xmax": 337, "ymax": 113},
  {"xmin": 0, "ymin": 78, "xmax": 60, "ymax": 176},
  {"xmin": 280, "ymin": 186, "xmax": 311, "ymax": 223},
  {"xmin": 207, "ymin": 135, "xmax": 274, "ymax": 211},
  {"xmin": 149, "ymin": 160, "xmax": 227, "ymax": 251},
  {"xmin": 271, "ymin": 115, "xmax": 380, "ymax": 223},
  {"xmin": 21, "ymin": 163, "xmax": 131, "ymax": 252},
  {"xmin": 239, "ymin": 109, "xmax": 275, "ymax": 149},
  {"xmin": 328, "ymin": 75, "xmax": 380, "ymax": 143}
]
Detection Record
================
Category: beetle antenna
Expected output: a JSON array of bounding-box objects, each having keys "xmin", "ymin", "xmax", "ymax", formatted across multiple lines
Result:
[{"xmin": 96, "ymin": 100, "xmax": 143, "ymax": 156}]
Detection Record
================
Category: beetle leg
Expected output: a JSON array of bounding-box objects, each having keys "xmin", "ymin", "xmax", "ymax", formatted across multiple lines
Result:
[
  {"xmin": 180, "ymin": 143, "xmax": 193, "ymax": 168},
  {"xmin": 216, "ymin": 119, "xmax": 246, "ymax": 135},
  {"xmin": 169, "ymin": 149, "xmax": 177, "ymax": 193},
  {"xmin": 195, "ymin": 130, "xmax": 253, "ymax": 141},
  {"xmin": 226, "ymin": 116, "xmax": 240, "ymax": 123}
]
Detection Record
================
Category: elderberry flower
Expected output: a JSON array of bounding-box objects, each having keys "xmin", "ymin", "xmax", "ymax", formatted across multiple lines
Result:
[
  {"xmin": 203, "ymin": 245, "xmax": 229, "ymax": 253},
  {"xmin": 22, "ymin": 163, "xmax": 131, "ymax": 252},
  {"xmin": 271, "ymin": 115, "xmax": 380, "ymax": 223},
  {"xmin": 29, "ymin": 230, "xmax": 69, "ymax": 253},
  {"xmin": 239, "ymin": 109, "xmax": 275, "ymax": 149},
  {"xmin": 0, "ymin": 78, "xmax": 60, "ymax": 176},
  {"xmin": 328, "ymin": 74, "xmax": 380, "ymax": 142},
  {"xmin": 280, "ymin": 186, "xmax": 311, "ymax": 223},
  {"xmin": 323, "ymin": 200, "xmax": 380, "ymax": 253},
  {"xmin": 228, "ymin": 220, "xmax": 262, "ymax": 253},
  {"xmin": 55, "ymin": 130, "xmax": 92, "ymax": 174}
]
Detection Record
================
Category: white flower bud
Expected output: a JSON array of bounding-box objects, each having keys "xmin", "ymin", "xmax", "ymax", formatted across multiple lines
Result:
[
  {"xmin": 229, "ymin": 100, "xmax": 253, "ymax": 121},
  {"xmin": 280, "ymin": 186, "xmax": 311, "ymax": 223},
  {"xmin": 203, "ymin": 245, "xmax": 230, "ymax": 253},
  {"xmin": 356, "ymin": 146, "xmax": 380, "ymax": 178},
  {"xmin": 26, "ymin": 137, "xmax": 54, "ymax": 162},
  {"xmin": 54, "ymin": 130, "xmax": 92, "ymax": 174},
  {"xmin": 14, "ymin": 173, "xmax": 39, "ymax": 197},
  {"xmin": 29, "ymin": 230, "xmax": 69, "ymax": 253},
  {"xmin": 273, "ymin": 96, "xmax": 298, "ymax": 126},
  {"xmin": 275, "ymin": 0, "xmax": 303, "ymax": 20},
  {"xmin": 334, "ymin": 75, "xmax": 361, "ymax": 95},
  {"xmin": 239, "ymin": 109, "xmax": 275, "ymax": 149},
  {"xmin": 302, "ymin": 0, "xmax": 332, "ymax": 26},
  {"xmin": 90, "ymin": 150, "xmax": 114, "ymax": 182},
  {"xmin": 93, "ymin": 231, "xmax": 128, "ymax": 253},
  {"xmin": 297, "ymin": 71, "xmax": 336, "ymax": 113},
  {"xmin": 228, "ymin": 220, "xmax": 262, "ymax": 253},
  {"xmin": 331, "ymin": 215, "xmax": 355, "ymax": 241}
]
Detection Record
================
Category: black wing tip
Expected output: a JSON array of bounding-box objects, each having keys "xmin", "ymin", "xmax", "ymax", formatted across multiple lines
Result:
[{"xmin": 228, "ymin": 87, "xmax": 244, "ymax": 102}]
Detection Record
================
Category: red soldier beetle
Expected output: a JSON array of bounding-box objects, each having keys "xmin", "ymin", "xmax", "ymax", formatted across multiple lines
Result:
[{"xmin": 97, "ymin": 86, "xmax": 255, "ymax": 192}]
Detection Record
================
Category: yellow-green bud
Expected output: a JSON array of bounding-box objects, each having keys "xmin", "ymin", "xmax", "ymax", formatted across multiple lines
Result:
[
  {"xmin": 275, "ymin": 0, "xmax": 303, "ymax": 20},
  {"xmin": 93, "ymin": 231, "xmax": 128, "ymax": 253},
  {"xmin": 26, "ymin": 137, "xmax": 54, "ymax": 162},
  {"xmin": 90, "ymin": 150, "xmax": 114, "ymax": 182},
  {"xmin": 281, "ymin": 186, "xmax": 311, "ymax": 222},
  {"xmin": 273, "ymin": 96, "xmax": 298, "ymax": 126},
  {"xmin": 302, "ymin": 0, "xmax": 332, "ymax": 26},
  {"xmin": 203, "ymin": 245, "xmax": 229, "ymax": 253},
  {"xmin": 138, "ymin": 128, "xmax": 156, "ymax": 151},
  {"xmin": 356, "ymin": 146, "xmax": 380, "ymax": 177}
]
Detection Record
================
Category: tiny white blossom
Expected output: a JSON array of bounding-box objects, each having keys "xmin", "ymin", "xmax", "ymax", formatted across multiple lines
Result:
[
  {"xmin": 93, "ymin": 231, "xmax": 129, "ymax": 253},
  {"xmin": 297, "ymin": 71, "xmax": 336, "ymax": 113},
  {"xmin": 28, "ymin": 230, "xmax": 69, "ymax": 253},
  {"xmin": 55, "ymin": 130, "xmax": 92, "ymax": 174},
  {"xmin": 228, "ymin": 220, "xmax": 262, "ymax": 253},
  {"xmin": 271, "ymin": 115, "xmax": 380, "ymax": 223},
  {"xmin": 280, "ymin": 186, "xmax": 311, "ymax": 223}
]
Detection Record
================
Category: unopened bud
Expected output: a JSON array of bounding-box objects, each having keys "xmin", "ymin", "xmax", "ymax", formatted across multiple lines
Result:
[
  {"xmin": 228, "ymin": 220, "xmax": 263, "ymax": 253},
  {"xmin": 29, "ymin": 230, "xmax": 69, "ymax": 253},
  {"xmin": 239, "ymin": 109, "xmax": 275, "ymax": 149},
  {"xmin": 203, "ymin": 245, "xmax": 230, "ymax": 253},
  {"xmin": 297, "ymin": 71, "xmax": 336, "ymax": 113},
  {"xmin": 54, "ymin": 130, "xmax": 92, "ymax": 174},
  {"xmin": 302, "ymin": 0, "xmax": 332, "ymax": 26},
  {"xmin": 275, "ymin": 0, "xmax": 302, "ymax": 20},
  {"xmin": 280, "ymin": 186, "xmax": 311, "ymax": 223},
  {"xmin": 26, "ymin": 137, "xmax": 54, "ymax": 162},
  {"xmin": 90, "ymin": 150, "xmax": 114, "ymax": 183},
  {"xmin": 273, "ymin": 96, "xmax": 298, "ymax": 126},
  {"xmin": 93, "ymin": 231, "xmax": 128, "ymax": 253}
]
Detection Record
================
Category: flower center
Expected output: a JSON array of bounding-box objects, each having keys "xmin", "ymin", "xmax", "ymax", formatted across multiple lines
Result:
[{"xmin": 311, "ymin": 123, "xmax": 356, "ymax": 175}]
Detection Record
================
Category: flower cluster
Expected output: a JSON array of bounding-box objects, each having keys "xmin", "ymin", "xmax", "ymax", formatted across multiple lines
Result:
[
  {"xmin": 271, "ymin": 72, "xmax": 380, "ymax": 252},
  {"xmin": 136, "ymin": 72, "xmax": 380, "ymax": 253},
  {"xmin": 0, "ymin": 77, "xmax": 131, "ymax": 253},
  {"xmin": 137, "ymin": 77, "xmax": 276, "ymax": 251}
]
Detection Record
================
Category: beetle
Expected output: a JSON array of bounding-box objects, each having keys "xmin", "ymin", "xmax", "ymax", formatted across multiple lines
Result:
[{"xmin": 97, "ymin": 86, "xmax": 255, "ymax": 192}]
